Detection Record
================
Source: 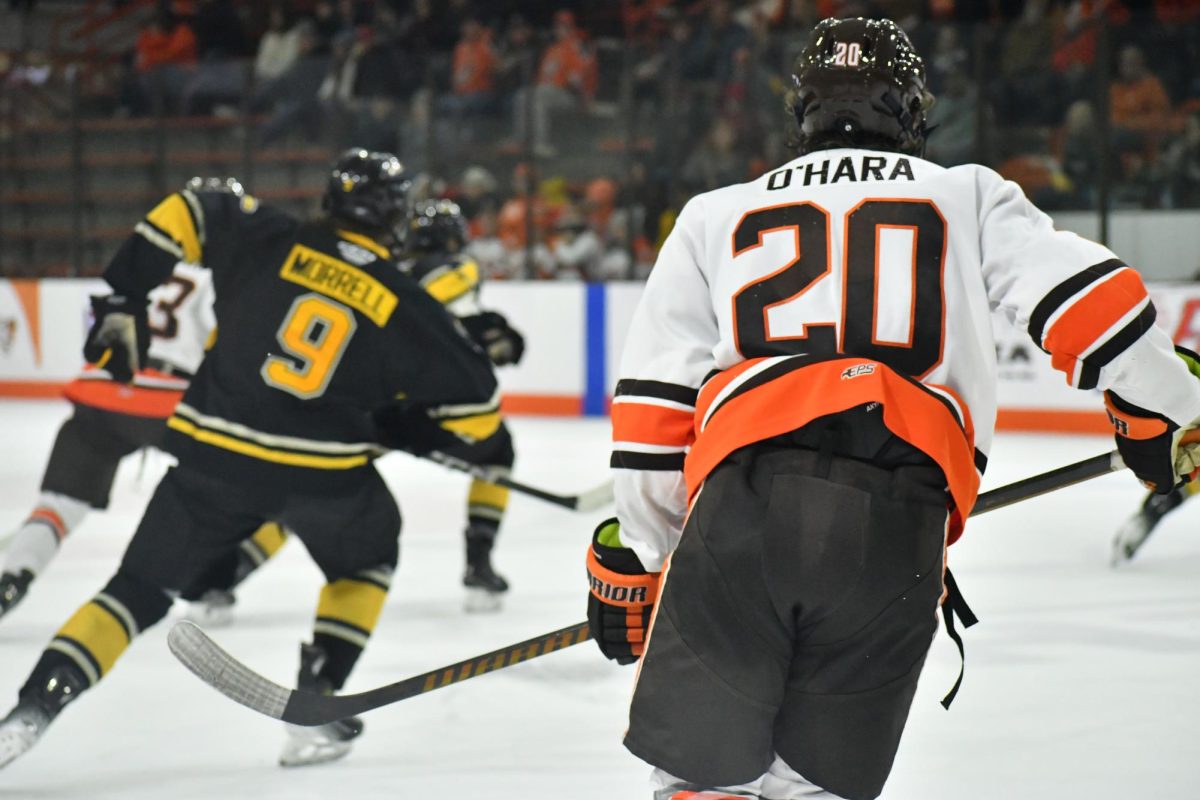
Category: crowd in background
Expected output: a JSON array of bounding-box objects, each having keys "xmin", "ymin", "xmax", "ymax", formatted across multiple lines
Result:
[{"xmin": 3, "ymin": 0, "xmax": 1200, "ymax": 280}]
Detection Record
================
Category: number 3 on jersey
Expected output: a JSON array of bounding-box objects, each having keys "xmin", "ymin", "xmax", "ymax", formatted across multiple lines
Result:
[
  {"xmin": 732, "ymin": 198, "xmax": 947, "ymax": 377},
  {"xmin": 261, "ymin": 293, "xmax": 357, "ymax": 399}
]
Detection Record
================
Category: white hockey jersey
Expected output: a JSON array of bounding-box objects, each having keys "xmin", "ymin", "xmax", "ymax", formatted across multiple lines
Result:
[
  {"xmin": 612, "ymin": 148, "xmax": 1200, "ymax": 571},
  {"xmin": 64, "ymin": 261, "xmax": 214, "ymax": 417}
]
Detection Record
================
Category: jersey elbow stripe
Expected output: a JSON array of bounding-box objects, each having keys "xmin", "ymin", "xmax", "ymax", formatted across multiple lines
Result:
[
  {"xmin": 610, "ymin": 450, "xmax": 686, "ymax": 471},
  {"xmin": 1042, "ymin": 269, "xmax": 1148, "ymax": 356},
  {"xmin": 611, "ymin": 402, "xmax": 695, "ymax": 449},
  {"xmin": 614, "ymin": 378, "xmax": 699, "ymax": 407},
  {"xmin": 1028, "ymin": 259, "xmax": 1126, "ymax": 347}
]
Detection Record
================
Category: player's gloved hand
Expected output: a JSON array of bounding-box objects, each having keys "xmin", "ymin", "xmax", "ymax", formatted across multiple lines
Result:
[
  {"xmin": 460, "ymin": 311, "xmax": 525, "ymax": 366},
  {"xmin": 586, "ymin": 518, "xmax": 660, "ymax": 665},
  {"xmin": 373, "ymin": 403, "xmax": 469, "ymax": 457},
  {"xmin": 82, "ymin": 294, "xmax": 149, "ymax": 383},
  {"xmin": 1105, "ymin": 390, "xmax": 1200, "ymax": 493}
]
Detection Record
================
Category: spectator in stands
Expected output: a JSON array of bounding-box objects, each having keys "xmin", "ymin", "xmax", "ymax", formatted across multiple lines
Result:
[
  {"xmin": 438, "ymin": 17, "xmax": 498, "ymax": 134},
  {"xmin": 255, "ymin": 4, "xmax": 309, "ymax": 83},
  {"xmin": 457, "ymin": 165, "xmax": 501, "ymax": 220},
  {"xmin": 179, "ymin": 0, "xmax": 257, "ymax": 114},
  {"xmin": 680, "ymin": 0, "xmax": 749, "ymax": 84},
  {"xmin": 925, "ymin": 69, "xmax": 978, "ymax": 167},
  {"xmin": 465, "ymin": 209, "xmax": 509, "ymax": 279},
  {"xmin": 996, "ymin": 0, "xmax": 1059, "ymax": 125},
  {"xmin": 681, "ymin": 117, "xmax": 744, "ymax": 193},
  {"xmin": 510, "ymin": 10, "xmax": 597, "ymax": 158},
  {"xmin": 254, "ymin": 19, "xmax": 328, "ymax": 144},
  {"xmin": 129, "ymin": 8, "xmax": 197, "ymax": 113},
  {"xmin": 189, "ymin": 0, "xmax": 249, "ymax": 59},
  {"xmin": 1163, "ymin": 111, "xmax": 1200, "ymax": 207},
  {"xmin": 1110, "ymin": 44, "xmax": 1172, "ymax": 154},
  {"xmin": 1061, "ymin": 99, "xmax": 1101, "ymax": 208},
  {"xmin": 494, "ymin": 13, "xmax": 536, "ymax": 99},
  {"xmin": 549, "ymin": 206, "xmax": 601, "ymax": 280}
]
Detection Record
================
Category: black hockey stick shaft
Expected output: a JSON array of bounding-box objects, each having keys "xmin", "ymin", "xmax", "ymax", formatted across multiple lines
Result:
[
  {"xmin": 971, "ymin": 450, "xmax": 1123, "ymax": 515},
  {"xmin": 168, "ymin": 448, "xmax": 1131, "ymax": 726},
  {"xmin": 423, "ymin": 449, "xmax": 612, "ymax": 511}
]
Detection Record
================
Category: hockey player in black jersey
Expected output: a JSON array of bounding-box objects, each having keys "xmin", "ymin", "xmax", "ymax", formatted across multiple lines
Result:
[
  {"xmin": 0, "ymin": 150, "xmax": 501, "ymax": 770},
  {"xmin": 183, "ymin": 198, "xmax": 525, "ymax": 615},
  {"xmin": 400, "ymin": 199, "xmax": 525, "ymax": 607}
]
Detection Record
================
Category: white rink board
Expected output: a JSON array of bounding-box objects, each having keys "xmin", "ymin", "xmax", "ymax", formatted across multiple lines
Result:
[
  {"xmin": 8, "ymin": 279, "xmax": 1200, "ymax": 424},
  {"xmin": 1, "ymin": 401, "xmax": 1198, "ymax": 799}
]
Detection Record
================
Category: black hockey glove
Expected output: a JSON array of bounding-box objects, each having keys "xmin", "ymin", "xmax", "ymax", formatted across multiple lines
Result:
[
  {"xmin": 586, "ymin": 518, "xmax": 660, "ymax": 665},
  {"xmin": 1105, "ymin": 391, "xmax": 1200, "ymax": 494},
  {"xmin": 460, "ymin": 311, "xmax": 525, "ymax": 367},
  {"xmin": 373, "ymin": 403, "xmax": 470, "ymax": 457},
  {"xmin": 82, "ymin": 294, "xmax": 149, "ymax": 383}
]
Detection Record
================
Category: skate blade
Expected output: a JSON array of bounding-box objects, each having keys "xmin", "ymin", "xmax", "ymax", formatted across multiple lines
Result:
[
  {"xmin": 464, "ymin": 587, "xmax": 503, "ymax": 613},
  {"xmin": 0, "ymin": 714, "xmax": 46, "ymax": 769}
]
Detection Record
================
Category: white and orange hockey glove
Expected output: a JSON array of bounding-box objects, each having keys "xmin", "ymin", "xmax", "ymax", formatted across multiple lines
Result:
[
  {"xmin": 586, "ymin": 519, "xmax": 660, "ymax": 665},
  {"xmin": 1105, "ymin": 347, "xmax": 1200, "ymax": 493}
]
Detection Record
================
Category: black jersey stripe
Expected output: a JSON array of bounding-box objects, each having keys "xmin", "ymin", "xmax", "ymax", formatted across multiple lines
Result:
[
  {"xmin": 611, "ymin": 450, "xmax": 686, "ymax": 471},
  {"xmin": 1084, "ymin": 302, "xmax": 1157, "ymax": 371},
  {"xmin": 614, "ymin": 379, "xmax": 698, "ymax": 407},
  {"xmin": 1028, "ymin": 259, "xmax": 1126, "ymax": 350},
  {"xmin": 974, "ymin": 449, "xmax": 988, "ymax": 475}
]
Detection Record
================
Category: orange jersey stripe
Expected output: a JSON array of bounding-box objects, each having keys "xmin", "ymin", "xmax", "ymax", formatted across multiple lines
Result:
[
  {"xmin": 61, "ymin": 378, "xmax": 183, "ymax": 419},
  {"xmin": 686, "ymin": 358, "xmax": 978, "ymax": 544},
  {"xmin": 611, "ymin": 402, "xmax": 695, "ymax": 448},
  {"xmin": 1043, "ymin": 269, "xmax": 1147, "ymax": 365},
  {"xmin": 30, "ymin": 507, "xmax": 67, "ymax": 540}
]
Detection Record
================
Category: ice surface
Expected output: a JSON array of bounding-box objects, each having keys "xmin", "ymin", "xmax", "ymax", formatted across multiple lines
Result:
[{"xmin": 0, "ymin": 399, "xmax": 1197, "ymax": 799}]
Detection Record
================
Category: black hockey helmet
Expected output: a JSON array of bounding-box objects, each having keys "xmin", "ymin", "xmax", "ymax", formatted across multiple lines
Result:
[
  {"xmin": 185, "ymin": 176, "xmax": 245, "ymax": 196},
  {"xmin": 788, "ymin": 18, "xmax": 933, "ymax": 156},
  {"xmin": 323, "ymin": 148, "xmax": 412, "ymax": 239},
  {"xmin": 407, "ymin": 199, "xmax": 468, "ymax": 254}
]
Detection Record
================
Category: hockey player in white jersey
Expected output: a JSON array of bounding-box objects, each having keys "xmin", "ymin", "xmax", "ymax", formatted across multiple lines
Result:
[
  {"xmin": 584, "ymin": 18, "xmax": 1200, "ymax": 800},
  {"xmin": 0, "ymin": 179, "xmax": 271, "ymax": 620}
]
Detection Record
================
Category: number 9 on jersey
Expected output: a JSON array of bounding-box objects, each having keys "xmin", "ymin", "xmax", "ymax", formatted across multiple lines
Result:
[{"xmin": 261, "ymin": 293, "xmax": 358, "ymax": 399}]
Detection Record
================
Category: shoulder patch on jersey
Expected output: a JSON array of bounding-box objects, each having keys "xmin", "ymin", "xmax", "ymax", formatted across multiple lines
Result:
[
  {"xmin": 337, "ymin": 240, "xmax": 378, "ymax": 266},
  {"xmin": 240, "ymin": 195, "xmax": 260, "ymax": 213}
]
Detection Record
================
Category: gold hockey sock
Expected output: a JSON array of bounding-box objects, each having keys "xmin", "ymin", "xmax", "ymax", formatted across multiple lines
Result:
[{"xmin": 311, "ymin": 567, "xmax": 392, "ymax": 689}]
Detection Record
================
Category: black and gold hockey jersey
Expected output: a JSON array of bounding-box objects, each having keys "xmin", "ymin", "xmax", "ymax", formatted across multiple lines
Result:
[
  {"xmin": 401, "ymin": 252, "xmax": 483, "ymax": 318},
  {"xmin": 102, "ymin": 189, "xmax": 499, "ymax": 492}
]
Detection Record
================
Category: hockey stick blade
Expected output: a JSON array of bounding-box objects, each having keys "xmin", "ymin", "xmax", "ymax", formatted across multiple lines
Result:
[{"xmin": 169, "ymin": 619, "xmax": 591, "ymax": 726}]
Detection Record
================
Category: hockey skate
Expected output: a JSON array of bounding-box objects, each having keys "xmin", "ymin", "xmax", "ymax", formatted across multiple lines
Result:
[
  {"xmin": 1111, "ymin": 487, "xmax": 1185, "ymax": 565},
  {"xmin": 0, "ymin": 570, "xmax": 33, "ymax": 620},
  {"xmin": 185, "ymin": 588, "xmax": 237, "ymax": 628},
  {"xmin": 279, "ymin": 716, "xmax": 363, "ymax": 768},
  {"xmin": 0, "ymin": 664, "xmax": 85, "ymax": 769},
  {"xmin": 278, "ymin": 642, "xmax": 363, "ymax": 768},
  {"xmin": 463, "ymin": 532, "xmax": 508, "ymax": 613}
]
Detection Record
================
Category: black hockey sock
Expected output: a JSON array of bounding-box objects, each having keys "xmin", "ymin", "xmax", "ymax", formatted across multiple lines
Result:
[{"xmin": 310, "ymin": 567, "xmax": 392, "ymax": 690}]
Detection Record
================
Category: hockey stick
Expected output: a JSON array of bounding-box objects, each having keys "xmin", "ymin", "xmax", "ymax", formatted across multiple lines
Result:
[
  {"xmin": 168, "ymin": 620, "xmax": 590, "ymax": 725},
  {"xmin": 168, "ymin": 448, "xmax": 1132, "ymax": 727},
  {"xmin": 422, "ymin": 449, "xmax": 614, "ymax": 512}
]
